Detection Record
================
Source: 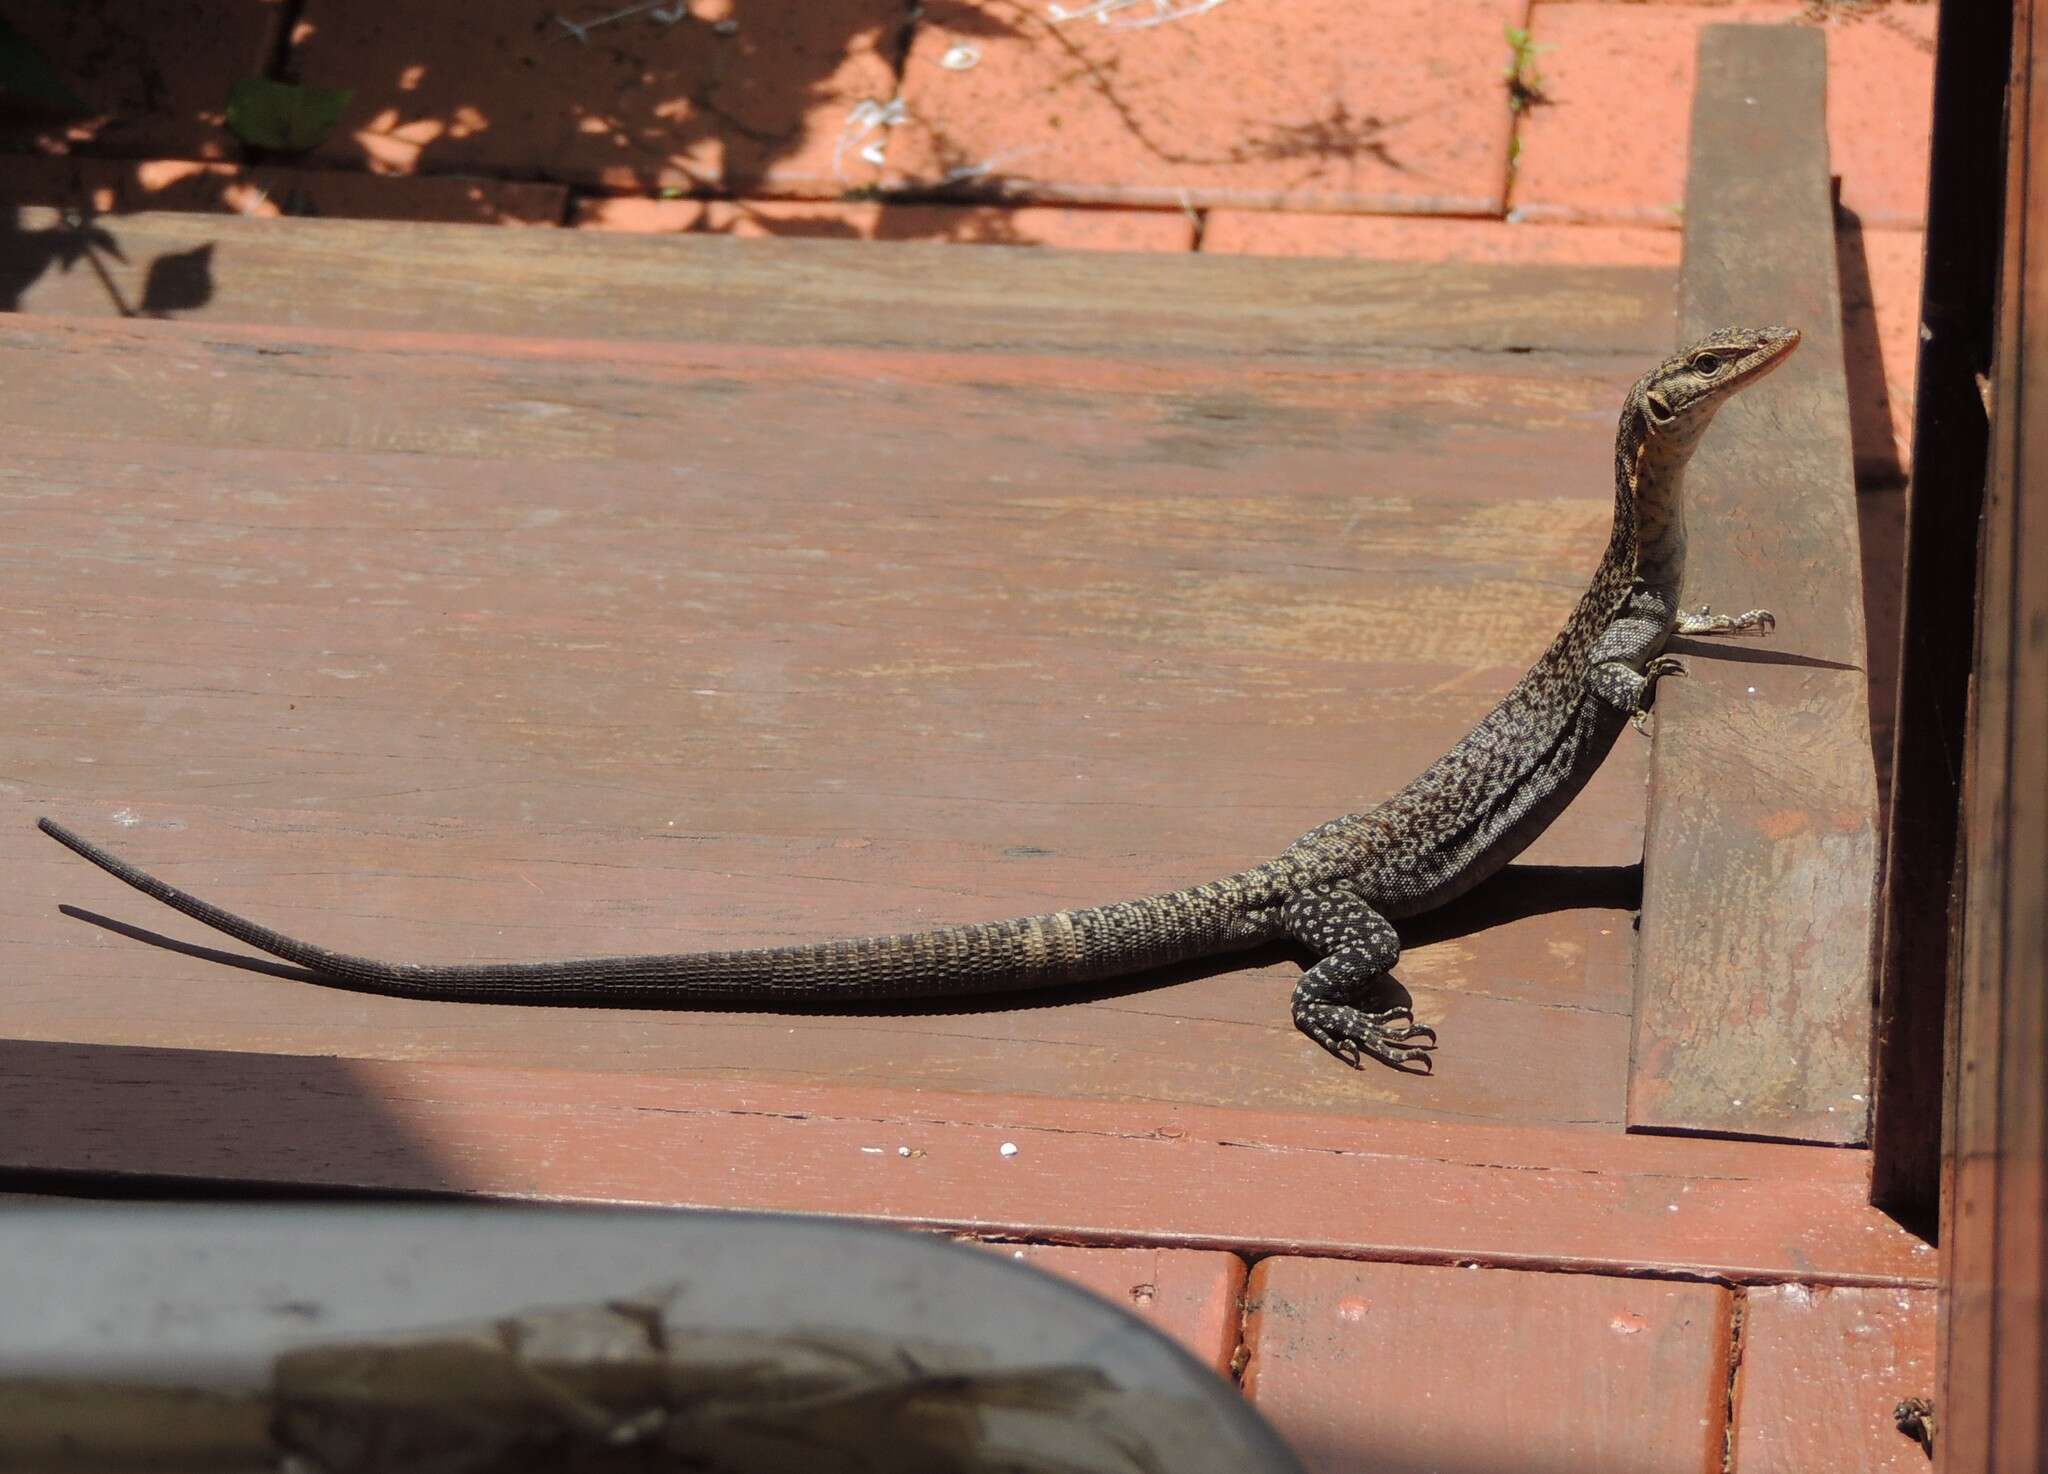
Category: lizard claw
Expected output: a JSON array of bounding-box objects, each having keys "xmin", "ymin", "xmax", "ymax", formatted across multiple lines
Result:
[
  {"xmin": 1675, "ymin": 604, "xmax": 1776, "ymax": 638},
  {"xmin": 1295, "ymin": 1001, "xmax": 1439, "ymax": 1073},
  {"xmin": 1630, "ymin": 655, "xmax": 1686, "ymax": 734}
]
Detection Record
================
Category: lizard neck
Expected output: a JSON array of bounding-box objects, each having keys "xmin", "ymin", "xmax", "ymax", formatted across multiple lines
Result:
[
  {"xmin": 1614, "ymin": 384, "xmax": 1716, "ymax": 606},
  {"xmin": 1634, "ymin": 454, "xmax": 1686, "ymax": 599}
]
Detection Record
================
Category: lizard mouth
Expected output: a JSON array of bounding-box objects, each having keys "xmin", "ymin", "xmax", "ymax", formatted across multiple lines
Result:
[{"xmin": 1736, "ymin": 326, "xmax": 1802, "ymax": 378}]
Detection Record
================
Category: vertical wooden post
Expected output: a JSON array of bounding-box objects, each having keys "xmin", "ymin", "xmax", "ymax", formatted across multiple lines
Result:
[
  {"xmin": 1938, "ymin": 0, "xmax": 2048, "ymax": 1465},
  {"xmin": 1869, "ymin": 0, "xmax": 2014, "ymax": 1238}
]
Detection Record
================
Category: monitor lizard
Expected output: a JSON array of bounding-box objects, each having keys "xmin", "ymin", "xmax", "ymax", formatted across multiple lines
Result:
[{"xmin": 39, "ymin": 325, "xmax": 1800, "ymax": 1072}]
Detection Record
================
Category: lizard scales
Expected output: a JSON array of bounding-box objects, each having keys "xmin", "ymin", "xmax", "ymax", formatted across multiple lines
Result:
[{"xmin": 40, "ymin": 326, "xmax": 1800, "ymax": 1070}]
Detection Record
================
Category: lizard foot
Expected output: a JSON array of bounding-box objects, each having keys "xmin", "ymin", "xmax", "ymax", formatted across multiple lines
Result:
[
  {"xmin": 1283, "ymin": 887, "xmax": 1434, "ymax": 1071},
  {"xmin": 1294, "ymin": 999, "xmax": 1438, "ymax": 1072},
  {"xmin": 1629, "ymin": 656, "xmax": 1687, "ymax": 734},
  {"xmin": 1675, "ymin": 603, "xmax": 1776, "ymax": 637}
]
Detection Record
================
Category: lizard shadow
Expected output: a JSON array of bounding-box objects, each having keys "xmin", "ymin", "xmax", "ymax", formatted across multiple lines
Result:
[
  {"xmin": 1665, "ymin": 635, "xmax": 1860, "ymax": 672},
  {"xmin": 59, "ymin": 860, "xmax": 1640, "ymax": 1030}
]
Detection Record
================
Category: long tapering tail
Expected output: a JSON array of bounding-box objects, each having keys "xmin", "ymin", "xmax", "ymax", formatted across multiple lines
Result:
[{"xmin": 38, "ymin": 818, "xmax": 1270, "ymax": 1006}]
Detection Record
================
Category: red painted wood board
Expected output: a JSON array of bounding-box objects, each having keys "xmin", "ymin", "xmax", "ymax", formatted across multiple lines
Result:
[
  {"xmin": 1242, "ymin": 1256, "xmax": 1732, "ymax": 1474},
  {"xmin": 1731, "ymin": 1285, "xmax": 1936, "ymax": 1473},
  {"xmin": 965, "ymin": 1242, "xmax": 1247, "ymax": 1377},
  {"xmin": 0, "ymin": 1042, "xmax": 1935, "ymax": 1289}
]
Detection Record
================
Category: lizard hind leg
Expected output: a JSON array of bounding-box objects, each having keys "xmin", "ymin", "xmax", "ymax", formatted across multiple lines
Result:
[{"xmin": 1282, "ymin": 883, "xmax": 1437, "ymax": 1071}]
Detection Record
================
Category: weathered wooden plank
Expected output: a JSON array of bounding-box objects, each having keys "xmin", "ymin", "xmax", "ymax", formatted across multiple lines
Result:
[
  {"xmin": 1631, "ymin": 26, "xmax": 1879, "ymax": 1143},
  {"xmin": 0, "ymin": 1042, "xmax": 1936, "ymax": 1287},
  {"xmin": 1732, "ymin": 1286, "xmax": 1937, "ymax": 1473},
  {"xmin": 1941, "ymin": 1, "xmax": 2048, "ymax": 1464},
  {"xmin": 5, "ymin": 323, "xmax": 1650, "ymax": 1129},
  {"xmin": 1242, "ymin": 1258, "xmax": 1730, "ymax": 1474},
  {"xmin": 0, "ymin": 207, "xmax": 1677, "ymax": 358}
]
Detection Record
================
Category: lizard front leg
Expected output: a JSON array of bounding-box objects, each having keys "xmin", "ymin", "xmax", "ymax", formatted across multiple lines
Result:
[
  {"xmin": 1582, "ymin": 595, "xmax": 1691, "ymax": 732},
  {"xmin": 1590, "ymin": 655, "xmax": 1686, "ymax": 733},
  {"xmin": 1675, "ymin": 603, "xmax": 1775, "ymax": 637},
  {"xmin": 1282, "ymin": 883, "xmax": 1436, "ymax": 1070}
]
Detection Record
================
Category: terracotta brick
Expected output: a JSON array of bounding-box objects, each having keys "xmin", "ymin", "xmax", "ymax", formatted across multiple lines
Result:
[
  {"xmin": 575, "ymin": 195, "xmax": 1194, "ymax": 249},
  {"xmin": 892, "ymin": 0, "xmax": 1527, "ymax": 213},
  {"xmin": 1202, "ymin": 210, "xmax": 1682, "ymax": 265},
  {"xmin": 241, "ymin": 168, "xmax": 567, "ymax": 224},
  {"xmin": 289, "ymin": 0, "xmax": 901, "ymax": 195},
  {"xmin": 0, "ymin": 156, "xmax": 124, "ymax": 214},
  {"xmin": 1242, "ymin": 1257, "xmax": 1730, "ymax": 1474},
  {"xmin": 1839, "ymin": 222, "xmax": 1923, "ymax": 481},
  {"xmin": 1733, "ymin": 1286, "xmax": 1937, "ymax": 1473},
  {"xmin": 0, "ymin": 157, "xmax": 564, "ymax": 225},
  {"xmin": 1510, "ymin": 3, "xmax": 1935, "ymax": 229},
  {"xmin": 968, "ymin": 1241, "xmax": 1247, "ymax": 1375},
  {"xmin": 0, "ymin": 0, "xmax": 281, "ymax": 160}
]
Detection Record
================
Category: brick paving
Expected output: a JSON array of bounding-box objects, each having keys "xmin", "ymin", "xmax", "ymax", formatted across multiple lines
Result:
[
  {"xmin": 890, "ymin": 0, "xmax": 1526, "ymax": 212},
  {"xmin": 1201, "ymin": 211, "xmax": 1682, "ymax": 265},
  {"xmin": 290, "ymin": 1, "xmax": 905, "ymax": 195},
  {"xmin": 577, "ymin": 193, "xmax": 1198, "ymax": 248},
  {"xmin": 1509, "ymin": 2, "xmax": 1936, "ymax": 230}
]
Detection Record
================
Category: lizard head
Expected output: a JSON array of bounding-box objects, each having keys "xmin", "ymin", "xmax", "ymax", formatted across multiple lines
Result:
[
  {"xmin": 1635, "ymin": 325, "xmax": 1801, "ymax": 440},
  {"xmin": 1618, "ymin": 325, "xmax": 1801, "ymax": 585}
]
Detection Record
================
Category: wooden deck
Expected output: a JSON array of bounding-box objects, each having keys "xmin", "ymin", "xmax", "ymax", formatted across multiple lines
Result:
[
  {"xmin": 0, "ymin": 32, "xmax": 1927, "ymax": 1469},
  {"xmin": 4, "ymin": 213, "xmax": 1669, "ymax": 1132}
]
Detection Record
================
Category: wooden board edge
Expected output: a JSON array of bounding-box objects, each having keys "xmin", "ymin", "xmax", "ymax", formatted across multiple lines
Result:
[
  {"xmin": 0, "ymin": 206, "xmax": 1678, "ymax": 359},
  {"xmin": 0, "ymin": 1041, "xmax": 1934, "ymax": 1288}
]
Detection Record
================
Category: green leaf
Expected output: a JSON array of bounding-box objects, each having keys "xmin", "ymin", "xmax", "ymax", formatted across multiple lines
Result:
[
  {"xmin": 225, "ymin": 77, "xmax": 352, "ymax": 152},
  {"xmin": 0, "ymin": 19, "xmax": 86, "ymax": 112}
]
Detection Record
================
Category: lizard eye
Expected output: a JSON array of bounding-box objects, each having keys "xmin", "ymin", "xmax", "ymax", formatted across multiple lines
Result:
[{"xmin": 1691, "ymin": 351, "xmax": 1722, "ymax": 374}]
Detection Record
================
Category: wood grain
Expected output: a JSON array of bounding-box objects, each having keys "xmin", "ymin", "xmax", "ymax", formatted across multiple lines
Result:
[
  {"xmin": 0, "ymin": 1041, "xmax": 1936, "ymax": 1287},
  {"xmin": 1732, "ymin": 1286, "xmax": 1936, "ymax": 1474},
  {"xmin": 1242, "ymin": 1257, "xmax": 1730, "ymax": 1474},
  {"xmin": 1632, "ymin": 25, "xmax": 1879, "ymax": 1143}
]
